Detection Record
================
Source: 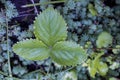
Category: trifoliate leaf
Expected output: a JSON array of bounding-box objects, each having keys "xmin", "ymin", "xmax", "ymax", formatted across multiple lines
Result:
[
  {"xmin": 50, "ymin": 41, "xmax": 87, "ymax": 66},
  {"xmin": 13, "ymin": 8, "xmax": 87, "ymax": 66},
  {"xmin": 96, "ymin": 32, "xmax": 113, "ymax": 48},
  {"xmin": 13, "ymin": 39, "xmax": 50, "ymax": 60},
  {"xmin": 34, "ymin": 7, "xmax": 67, "ymax": 46}
]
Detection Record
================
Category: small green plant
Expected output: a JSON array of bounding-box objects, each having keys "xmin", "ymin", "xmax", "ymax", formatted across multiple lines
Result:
[
  {"xmin": 86, "ymin": 32, "xmax": 113, "ymax": 78},
  {"xmin": 87, "ymin": 53, "xmax": 108, "ymax": 78},
  {"xmin": 12, "ymin": 7, "xmax": 87, "ymax": 66}
]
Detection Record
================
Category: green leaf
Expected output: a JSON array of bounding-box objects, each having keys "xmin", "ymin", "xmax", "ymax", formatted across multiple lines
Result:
[
  {"xmin": 13, "ymin": 39, "xmax": 50, "ymax": 60},
  {"xmin": 88, "ymin": 53, "xmax": 104, "ymax": 78},
  {"xmin": 88, "ymin": 57, "xmax": 99, "ymax": 78},
  {"xmin": 98, "ymin": 62, "xmax": 108, "ymax": 76},
  {"xmin": 112, "ymin": 45, "xmax": 120, "ymax": 54},
  {"xmin": 12, "ymin": 8, "xmax": 87, "ymax": 66},
  {"xmin": 96, "ymin": 32, "xmax": 113, "ymax": 48},
  {"xmin": 34, "ymin": 7, "xmax": 67, "ymax": 46},
  {"xmin": 88, "ymin": 3, "xmax": 98, "ymax": 16},
  {"xmin": 93, "ymin": 53, "xmax": 104, "ymax": 66},
  {"xmin": 89, "ymin": 54, "xmax": 108, "ymax": 77},
  {"xmin": 109, "ymin": 77, "xmax": 117, "ymax": 80},
  {"xmin": 50, "ymin": 41, "xmax": 87, "ymax": 66},
  {"xmin": 89, "ymin": 65, "xmax": 97, "ymax": 78}
]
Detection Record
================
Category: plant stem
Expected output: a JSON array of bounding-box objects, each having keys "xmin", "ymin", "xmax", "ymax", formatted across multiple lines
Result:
[
  {"xmin": 84, "ymin": 47, "xmax": 120, "ymax": 50},
  {"xmin": 17, "ymin": 14, "xmax": 36, "ymax": 17},
  {"xmin": 54, "ymin": 66, "xmax": 75, "ymax": 76},
  {"xmin": 22, "ymin": 0, "xmax": 81, "ymax": 8},
  {"xmin": 0, "ymin": 71, "xmax": 8, "ymax": 76},
  {"xmin": 6, "ymin": 16, "xmax": 12, "ymax": 78},
  {"xmin": 30, "ymin": 0, "xmax": 38, "ymax": 14},
  {"xmin": 19, "ymin": 8, "xmax": 34, "ymax": 14},
  {"xmin": 46, "ymin": 58, "xmax": 52, "ymax": 76},
  {"xmin": 22, "ymin": 0, "xmax": 66, "ymax": 8},
  {"xmin": 22, "ymin": 69, "xmax": 46, "ymax": 77},
  {"xmin": 0, "ymin": 71, "xmax": 20, "ymax": 79}
]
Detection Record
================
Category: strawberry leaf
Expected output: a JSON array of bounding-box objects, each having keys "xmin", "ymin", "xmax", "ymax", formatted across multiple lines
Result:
[
  {"xmin": 34, "ymin": 8, "xmax": 67, "ymax": 46},
  {"xmin": 13, "ymin": 39, "xmax": 50, "ymax": 60},
  {"xmin": 50, "ymin": 41, "xmax": 87, "ymax": 66}
]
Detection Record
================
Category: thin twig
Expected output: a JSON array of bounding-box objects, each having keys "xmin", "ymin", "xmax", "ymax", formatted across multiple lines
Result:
[
  {"xmin": 22, "ymin": 69, "xmax": 46, "ymax": 77},
  {"xmin": 84, "ymin": 47, "xmax": 120, "ymax": 50},
  {"xmin": 30, "ymin": 0, "xmax": 38, "ymax": 14},
  {"xmin": 21, "ymin": 0, "xmax": 66, "ymax": 8},
  {"xmin": 22, "ymin": 66, "xmax": 75, "ymax": 79},
  {"xmin": 6, "ymin": 12, "xmax": 12, "ymax": 78},
  {"xmin": 46, "ymin": 59, "xmax": 52, "ymax": 76},
  {"xmin": 0, "ymin": 71, "xmax": 20, "ymax": 79},
  {"xmin": 0, "ymin": 71, "xmax": 8, "ymax": 76},
  {"xmin": 16, "ymin": 14, "xmax": 36, "ymax": 17},
  {"xmin": 19, "ymin": 8, "xmax": 34, "ymax": 14},
  {"xmin": 54, "ymin": 66, "xmax": 75, "ymax": 76},
  {"xmin": 21, "ymin": 0, "xmax": 82, "ymax": 8}
]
